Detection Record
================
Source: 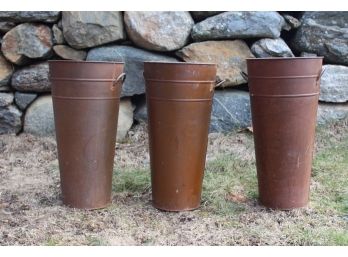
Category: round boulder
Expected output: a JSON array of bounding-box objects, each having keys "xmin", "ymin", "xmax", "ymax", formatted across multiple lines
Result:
[
  {"xmin": 251, "ymin": 38, "xmax": 294, "ymax": 58},
  {"xmin": 53, "ymin": 45, "xmax": 87, "ymax": 61},
  {"xmin": 11, "ymin": 62, "xmax": 50, "ymax": 92},
  {"xmin": 116, "ymin": 98, "xmax": 134, "ymax": 142},
  {"xmin": 124, "ymin": 12, "xmax": 194, "ymax": 51},
  {"xmin": 62, "ymin": 11, "xmax": 125, "ymax": 49},
  {"xmin": 0, "ymin": 105, "xmax": 22, "ymax": 134},
  {"xmin": 0, "ymin": 53, "xmax": 13, "ymax": 86},
  {"xmin": 23, "ymin": 95, "xmax": 54, "ymax": 136},
  {"xmin": 177, "ymin": 40, "xmax": 254, "ymax": 87},
  {"xmin": 319, "ymin": 65, "xmax": 348, "ymax": 103},
  {"xmin": 1, "ymin": 23, "xmax": 53, "ymax": 65}
]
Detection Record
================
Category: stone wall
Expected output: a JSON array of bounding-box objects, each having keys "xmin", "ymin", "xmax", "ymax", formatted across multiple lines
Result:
[{"xmin": 0, "ymin": 11, "xmax": 347, "ymax": 140}]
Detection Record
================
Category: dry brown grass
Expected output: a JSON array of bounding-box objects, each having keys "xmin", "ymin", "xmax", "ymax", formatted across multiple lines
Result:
[{"xmin": 0, "ymin": 120, "xmax": 347, "ymax": 246}]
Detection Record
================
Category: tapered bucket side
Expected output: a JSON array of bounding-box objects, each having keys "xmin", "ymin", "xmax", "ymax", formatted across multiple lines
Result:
[
  {"xmin": 49, "ymin": 60, "xmax": 124, "ymax": 209},
  {"xmin": 247, "ymin": 57, "xmax": 323, "ymax": 209},
  {"xmin": 144, "ymin": 62, "xmax": 217, "ymax": 211}
]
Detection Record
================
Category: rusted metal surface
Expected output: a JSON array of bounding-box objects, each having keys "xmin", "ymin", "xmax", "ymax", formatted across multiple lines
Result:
[
  {"xmin": 49, "ymin": 60, "xmax": 125, "ymax": 210},
  {"xmin": 246, "ymin": 57, "xmax": 324, "ymax": 209},
  {"xmin": 144, "ymin": 62, "xmax": 217, "ymax": 211}
]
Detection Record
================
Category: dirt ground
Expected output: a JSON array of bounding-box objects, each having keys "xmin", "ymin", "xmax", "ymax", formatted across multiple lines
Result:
[{"xmin": 0, "ymin": 121, "xmax": 347, "ymax": 246}]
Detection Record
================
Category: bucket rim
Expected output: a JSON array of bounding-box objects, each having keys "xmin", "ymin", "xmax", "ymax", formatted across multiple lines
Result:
[
  {"xmin": 246, "ymin": 57, "xmax": 324, "ymax": 61},
  {"xmin": 144, "ymin": 61, "xmax": 217, "ymax": 66},
  {"xmin": 48, "ymin": 60, "xmax": 125, "ymax": 65}
]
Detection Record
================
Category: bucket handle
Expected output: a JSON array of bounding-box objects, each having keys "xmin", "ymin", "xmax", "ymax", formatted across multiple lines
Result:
[
  {"xmin": 113, "ymin": 72, "xmax": 126, "ymax": 86},
  {"xmin": 241, "ymin": 71, "xmax": 248, "ymax": 81},
  {"xmin": 215, "ymin": 80, "xmax": 226, "ymax": 88},
  {"xmin": 210, "ymin": 80, "xmax": 226, "ymax": 92},
  {"xmin": 317, "ymin": 67, "xmax": 326, "ymax": 82}
]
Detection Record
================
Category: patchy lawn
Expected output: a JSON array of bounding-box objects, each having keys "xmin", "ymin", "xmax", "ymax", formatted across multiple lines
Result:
[{"xmin": 0, "ymin": 119, "xmax": 347, "ymax": 245}]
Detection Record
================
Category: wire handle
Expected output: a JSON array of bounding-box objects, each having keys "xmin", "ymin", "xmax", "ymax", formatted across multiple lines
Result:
[
  {"xmin": 317, "ymin": 67, "xmax": 326, "ymax": 82},
  {"xmin": 240, "ymin": 71, "xmax": 248, "ymax": 81},
  {"xmin": 215, "ymin": 80, "xmax": 226, "ymax": 88},
  {"xmin": 113, "ymin": 73, "xmax": 126, "ymax": 87}
]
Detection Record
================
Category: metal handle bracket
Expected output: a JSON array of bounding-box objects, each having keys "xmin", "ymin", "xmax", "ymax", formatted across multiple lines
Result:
[{"xmin": 241, "ymin": 71, "xmax": 248, "ymax": 81}]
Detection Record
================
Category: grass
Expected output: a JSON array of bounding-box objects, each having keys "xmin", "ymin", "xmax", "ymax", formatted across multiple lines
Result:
[
  {"xmin": 311, "ymin": 121, "xmax": 348, "ymax": 214},
  {"xmin": 111, "ymin": 123, "xmax": 347, "ymax": 216},
  {"xmin": 86, "ymin": 236, "xmax": 106, "ymax": 246},
  {"xmin": 202, "ymin": 155, "xmax": 257, "ymax": 215},
  {"xmin": 108, "ymin": 119, "xmax": 348, "ymax": 245},
  {"xmin": 328, "ymin": 230, "xmax": 348, "ymax": 246},
  {"xmin": 112, "ymin": 166, "xmax": 151, "ymax": 197},
  {"xmin": 312, "ymin": 144, "xmax": 348, "ymax": 213},
  {"xmin": 44, "ymin": 238, "xmax": 61, "ymax": 246},
  {"xmin": 300, "ymin": 228, "xmax": 348, "ymax": 246},
  {"xmin": 2, "ymin": 120, "xmax": 346, "ymax": 246},
  {"xmin": 111, "ymin": 144, "xmax": 259, "ymax": 216}
]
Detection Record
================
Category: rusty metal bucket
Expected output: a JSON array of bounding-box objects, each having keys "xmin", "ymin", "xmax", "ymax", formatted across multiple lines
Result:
[
  {"xmin": 144, "ymin": 62, "xmax": 217, "ymax": 211},
  {"xmin": 246, "ymin": 57, "xmax": 324, "ymax": 209},
  {"xmin": 49, "ymin": 60, "xmax": 125, "ymax": 210}
]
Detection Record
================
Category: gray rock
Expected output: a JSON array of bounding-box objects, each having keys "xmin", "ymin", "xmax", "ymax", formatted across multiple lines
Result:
[
  {"xmin": 53, "ymin": 45, "xmax": 87, "ymax": 60},
  {"xmin": 117, "ymin": 98, "xmax": 134, "ymax": 142},
  {"xmin": 0, "ymin": 92, "xmax": 13, "ymax": 107},
  {"xmin": 11, "ymin": 62, "xmax": 50, "ymax": 92},
  {"xmin": 317, "ymin": 103, "xmax": 348, "ymax": 125},
  {"xmin": 319, "ymin": 65, "xmax": 348, "ymax": 103},
  {"xmin": 0, "ymin": 52, "xmax": 13, "ymax": 86},
  {"xmin": 300, "ymin": 52, "xmax": 317, "ymax": 57},
  {"xmin": 134, "ymin": 96, "xmax": 147, "ymax": 122},
  {"xmin": 57, "ymin": 19, "xmax": 63, "ymax": 29},
  {"xmin": 14, "ymin": 92, "xmax": 37, "ymax": 110},
  {"xmin": 282, "ymin": 14, "xmax": 301, "ymax": 31},
  {"xmin": 1, "ymin": 23, "xmax": 53, "ymax": 65},
  {"xmin": 251, "ymin": 38, "xmax": 294, "ymax": 58},
  {"xmin": 0, "ymin": 11, "xmax": 60, "ymax": 23},
  {"xmin": 52, "ymin": 24, "xmax": 65, "ymax": 44},
  {"xmin": 0, "ymin": 21, "xmax": 16, "ymax": 34},
  {"xmin": 0, "ymin": 85, "xmax": 10, "ymax": 92},
  {"xmin": 23, "ymin": 95, "xmax": 54, "ymax": 136},
  {"xmin": 0, "ymin": 105, "xmax": 22, "ymax": 134},
  {"xmin": 176, "ymin": 40, "xmax": 254, "ymax": 87},
  {"xmin": 87, "ymin": 45, "xmax": 177, "ymax": 96},
  {"xmin": 133, "ymin": 90, "xmax": 252, "ymax": 133},
  {"xmin": 291, "ymin": 12, "xmax": 348, "ymax": 65},
  {"xmin": 210, "ymin": 90, "xmax": 251, "ymax": 132},
  {"xmin": 190, "ymin": 11, "xmax": 225, "ymax": 21},
  {"xmin": 191, "ymin": 11, "xmax": 285, "ymax": 41},
  {"xmin": 282, "ymin": 23, "xmax": 292, "ymax": 32},
  {"xmin": 124, "ymin": 12, "xmax": 194, "ymax": 51},
  {"xmin": 62, "ymin": 11, "xmax": 125, "ymax": 49}
]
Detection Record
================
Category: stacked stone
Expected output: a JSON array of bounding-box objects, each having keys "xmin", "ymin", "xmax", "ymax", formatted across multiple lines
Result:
[{"xmin": 0, "ymin": 11, "xmax": 347, "ymax": 138}]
